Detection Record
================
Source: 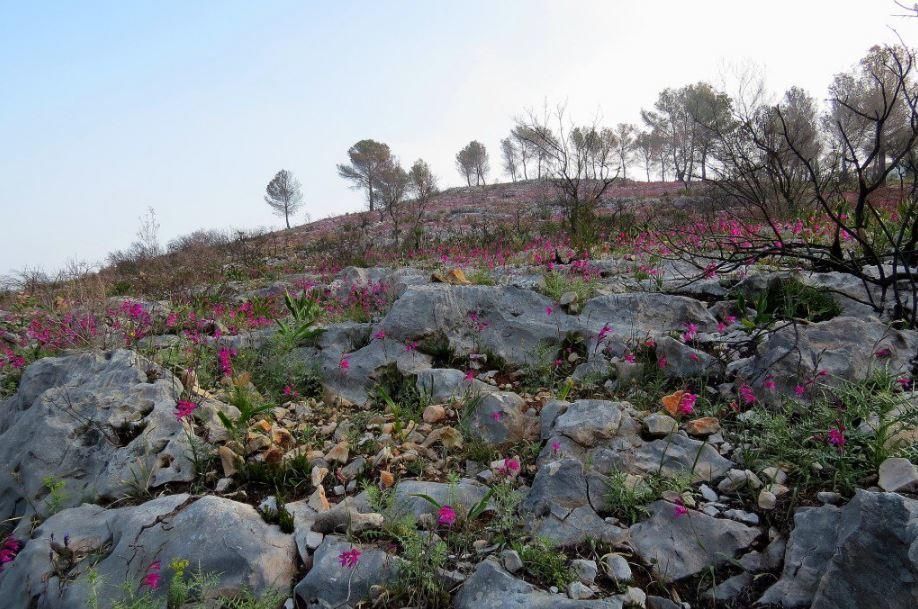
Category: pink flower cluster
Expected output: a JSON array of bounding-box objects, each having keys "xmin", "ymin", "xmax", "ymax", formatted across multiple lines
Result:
[
  {"xmin": 174, "ymin": 399, "xmax": 197, "ymax": 421},
  {"xmin": 437, "ymin": 505, "xmax": 457, "ymax": 527},
  {"xmin": 140, "ymin": 560, "xmax": 162, "ymax": 590},
  {"xmin": 217, "ymin": 346, "xmax": 236, "ymax": 377},
  {"xmin": 0, "ymin": 536, "xmax": 22, "ymax": 571},
  {"xmin": 338, "ymin": 547, "xmax": 361, "ymax": 568}
]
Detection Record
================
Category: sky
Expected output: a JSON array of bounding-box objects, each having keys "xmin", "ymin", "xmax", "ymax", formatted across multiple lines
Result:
[{"xmin": 1, "ymin": 0, "xmax": 915, "ymax": 276}]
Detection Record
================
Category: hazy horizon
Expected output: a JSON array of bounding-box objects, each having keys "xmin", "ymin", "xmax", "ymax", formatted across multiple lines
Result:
[{"xmin": 2, "ymin": 0, "xmax": 915, "ymax": 276}]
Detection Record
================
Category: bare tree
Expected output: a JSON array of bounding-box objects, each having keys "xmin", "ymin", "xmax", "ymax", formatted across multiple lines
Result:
[
  {"xmin": 456, "ymin": 141, "xmax": 490, "ymax": 186},
  {"xmin": 374, "ymin": 159, "xmax": 408, "ymax": 246},
  {"xmin": 514, "ymin": 104, "xmax": 620, "ymax": 245},
  {"xmin": 264, "ymin": 169, "xmax": 304, "ymax": 229},
  {"xmin": 501, "ymin": 138, "xmax": 520, "ymax": 182},
  {"xmin": 337, "ymin": 140, "xmax": 393, "ymax": 211},
  {"xmin": 635, "ymin": 130, "xmax": 664, "ymax": 181},
  {"xmin": 613, "ymin": 123, "xmax": 637, "ymax": 179},
  {"xmin": 405, "ymin": 159, "xmax": 438, "ymax": 249}
]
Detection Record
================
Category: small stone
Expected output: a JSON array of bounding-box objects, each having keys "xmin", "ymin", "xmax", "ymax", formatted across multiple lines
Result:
[
  {"xmin": 723, "ymin": 508, "xmax": 759, "ymax": 525},
  {"xmin": 263, "ymin": 445, "xmax": 284, "ymax": 465},
  {"xmin": 602, "ymin": 553, "xmax": 632, "ymax": 582},
  {"xmin": 333, "ymin": 484, "xmax": 345, "ymax": 496},
  {"xmin": 878, "ymin": 457, "xmax": 918, "ymax": 492},
  {"xmin": 311, "ymin": 465, "xmax": 329, "ymax": 487},
  {"xmin": 758, "ymin": 490, "xmax": 777, "ymax": 510},
  {"xmin": 307, "ymin": 486, "xmax": 329, "ymax": 512},
  {"xmin": 218, "ymin": 445, "xmax": 241, "ymax": 477},
  {"xmin": 258, "ymin": 496, "xmax": 278, "ymax": 514},
  {"xmin": 817, "ymin": 491, "xmax": 843, "ymax": 504},
  {"xmin": 699, "ymin": 484, "xmax": 719, "ymax": 503},
  {"xmin": 325, "ymin": 441, "xmax": 349, "ymax": 464},
  {"xmin": 560, "ymin": 291, "xmax": 578, "ymax": 306},
  {"xmin": 761, "ymin": 466, "xmax": 788, "ymax": 484},
  {"xmin": 305, "ymin": 531, "xmax": 324, "ymax": 550},
  {"xmin": 379, "ymin": 470, "xmax": 395, "ymax": 488},
  {"xmin": 686, "ymin": 416, "xmax": 721, "ymax": 436},
  {"xmin": 571, "ymin": 559, "xmax": 598, "ymax": 584},
  {"xmin": 215, "ymin": 477, "xmax": 232, "ymax": 493},
  {"xmin": 340, "ymin": 456, "xmax": 366, "ymax": 481},
  {"xmin": 423, "ymin": 404, "xmax": 447, "ymax": 423},
  {"xmin": 567, "ymin": 581, "xmax": 594, "ymax": 600},
  {"xmin": 644, "ymin": 413, "xmax": 679, "ymax": 436},
  {"xmin": 272, "ymin": 427, "xmax": 295, "ymax": 450},
  {"xmin": 623, "ymin": 586, "xmax": 647, "ymax": 608},
  {"xmin": 500, "ymin": 549, "xmax": 523, "ymax": 573}
]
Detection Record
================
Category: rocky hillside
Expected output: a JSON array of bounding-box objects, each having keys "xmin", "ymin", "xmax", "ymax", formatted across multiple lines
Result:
[{"xmin": 0, "ymin": 184, "xmax": 916, "ymax": 609}]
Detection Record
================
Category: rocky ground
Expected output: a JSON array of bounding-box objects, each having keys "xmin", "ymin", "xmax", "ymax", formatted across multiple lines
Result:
[{"xmin": 1, "ymin": 248, "xmax": 916, "ymax": 608}]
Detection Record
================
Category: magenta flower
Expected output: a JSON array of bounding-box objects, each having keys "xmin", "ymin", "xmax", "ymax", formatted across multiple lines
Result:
[
  {"xmin": 597, "ymin": 323, "xmax": 612, "ymax": 343},
  {"xmin": 550, "ymin": 440, "xmax": 561, "ymax": 456},
  {"xmin": 174, "ymin": 399, "xmax": 197, "ymax": 421},
  {"xmin": 217, "ymin": 346, "xmax": 236, "ymax": 377},
  {"xmin": 794, "ymin": 384, "xmax": 807, "ymax": 397},
  {"xmin": 339, "ymin": 356, "xmax": 351, "ymax": 372},
  {"xmin": 681, "ymin": 322, "xmax": 698, "ymax": 342},
  {"xmin": 679, "ymin": 392, "xmax": 697, "ymax": 415},
  {"xmin": 283, "ymin": 385, "xmax": 299, "ymax": 397},
  {"xmin": 623, "ymin": 352, "xmax": 636, "ymax": 364},
  {"xmin": 874, "ymin": 347, "xmax": 892, "ymax": 359},
  {"xmin": 490, "ymin": 411, "xmax": 503, "ymax": 422},
  {"xmin": 140, "ymin": 561, "xmax": 161, "ymax": 590},
  {"xmin": 896, "ymin": 377, "xmax": 913, "ymax": 390},
  {"xmin": 404, "ymin": 340, "xmax": 418, "ymax": 352},
  {"xmin": 373, "ymin": 329, "xmax": 386, "ymax": 341},
  {"xmin": 545, "ymin": 305, "xmax": 554, "ymax": 317},
  {"xmin": 673, "ymin": 502, "xmax": 688, "ymax": 518},
  {"xmin": 738, "ymin": 384, "xmax": 756, "ymax": 405},
  {"xmin": 763, "ymin": 376, "xmax": 776, "ymax": 392},
  {"xmin": 464, "ymin": 370, "xmax": 475, "ymax": 381},
  {"xmin": 338, "ymin": 547, "xmax": 361, "ymax": 568},
  {"xmin": 657, "ymin": 356, "xmax": 667, "ymax": 369},
  {"xmin": 827, "ymin": 425, "xmax": 846, "ymax": 448},
  {"xmin": 437, "ymin": 505, "xmax": 457, "ymax": 527},
  {"xmin": 0, "ymin": 536, "xmax": 22, "ymax": 571}
]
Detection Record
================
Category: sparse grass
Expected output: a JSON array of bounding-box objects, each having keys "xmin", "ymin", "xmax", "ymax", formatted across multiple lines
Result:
[
  {"xmin": 731, "ymin": 373, "xmax": 916, "ymax": 500},
  {"xmin": 467, "ymin": 268, "xmax": 496, "ymax": 285},
  {"xmin": 605, "ymin": 471, "xmax": 692, "ymax": 525},
  {"xmin": 542, "ymin": 270, "xmax": 598, "ymax": 303},
  {"xmin": 512, "ymin": 538, "xmax": 574, "ymax": 589}
]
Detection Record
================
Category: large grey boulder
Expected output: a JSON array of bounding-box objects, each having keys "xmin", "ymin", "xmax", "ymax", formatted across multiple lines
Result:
[
  {"xmin": 628, "ymin": 501, "xmax": 760, "ymax": 581},
  {"xmin": 415, "ymin": 368, "xmax": 496, "ymax": 402},
  {"xmin": 749, "ymin": 317, "xmax": 918, "ymax": 397},
  {"xmin": 311, "ymin": 337, "xmax": 432, "ymax": 406},
  {"xmin": 759, "ymin": 490, "xmax": 918, "ymax": 609},
  {"xmin": 295, "ymin": 535, "xmax": 398, "ymax": 608},
  {"xmin": 0, "ymin": 494, "xmax": 297, "ymax": 609},
  {"xmin": 0, "ymin": 350, "xmax": 194, "ymax": 523},
  {"xmin": 453, "ymin": 559, "xmax": 623, "ymax": 609},
  {"xmin": 578, "ymin": 293, "xmax": 719, "ymax": 342},
  {"xmin": 464, "ymin": 390, "xmax": 538, "ymax": 445},
  {"xmin": 379, "ymin": 284, "xmax": 572, "ymax": 368}
]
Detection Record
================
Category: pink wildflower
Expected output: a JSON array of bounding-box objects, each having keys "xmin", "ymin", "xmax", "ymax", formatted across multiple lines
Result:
[
  {"xmin": 673, "ymin": 501, "xmax": 688, "ymax": 518},
  {"xmin": 338, "ymin": 547, "xmax": 361, "ymax": 568},
  {"xmin": 597, "ymin": 323, "xmax": 612, "ymax": 343},
  {"xmin": 404, "ymin": 340, "xmax": 418, "ymax": 352},
  {"xmin": 217, "ymin": 346, "xmax": 235, "ymax": 377},
  {"xmin": 738, "ymin": 384, "xmax": 756, "ymax": 405},
  {"xmin": 763, "ymin": 376, "xmax": 776, "ymax": 392},
  {"xmin": 545, "ymin": 305, "xmax": 554, "ymax": 317},
  {"xmin": 679, "ymin": 392, "xmax": 697, "ymax": 415},
  {"xmin": 140, "ymin": 561, "xmax": 161, "ymax": 590},
  {"xmin": 464, "ymin": 370, "xmax": 475, "ymax": 381},
  {"xmin": 896, "ymin": 377, "xmax": 913, "ymax": 390},
  {"xmin": 0, "ymin": 536, "xmax": 22, "ymax": 571},
  {"xmin": 874, "ymin": 347, "xmax": 892, "ymax": 359},
  {"xmin": 437, "ymin": 505, "xmax": 457, "ymax": 527},
  {"xmin": 681, "ymin": 322, "xmax": 698, "ymax": 342},
  {"xmin": 373, "ymin": 329, "xmax": 386, "ymax": 341},
  {"xmin": 827, "ymin": 424, "xmax": 846, "ymax": 448},
  {"xmin": 657, "ymin": 356, "xmax": 667, "ymax": 369},
  {"xmin": 794, "ymin": 384, "xmax": 807, "ymax": 397},
  {"xmin": 623, "ymin": 352, "xmax": 636, "ymax": 364},
  {"xmin": 174, "ymin": 399, "xmax": 197, "ymax": 421},
  {"xmin": 339, "ymin": 356, "xmax": 351, "ymax": 372},
  {"xmin": 490, "ymin": 411, "xmax": 503, "ymax": 422},
  {"xmin": 551, "ymin": 440, "xmax": 561, "ymax": 455}
]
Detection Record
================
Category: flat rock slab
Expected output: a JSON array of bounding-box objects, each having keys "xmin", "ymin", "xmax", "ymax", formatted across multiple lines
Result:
[
  {"xmin": 0, "ymin": 494, "xmax": 297, "ymax": 609},
  {"xmin": 628, "ymin": 500, "xmax": 760, "ymax": 581},
  {"xmin": 295, "ymin": 535, "xmax": 398, "ymax": 608},
  {"xmin": 759, "ymin": 490, "xmax": 918, "ymax": 609},
  {"xmin": 0, "ymin": 349, "xmax": 194, "ymax": 522}
]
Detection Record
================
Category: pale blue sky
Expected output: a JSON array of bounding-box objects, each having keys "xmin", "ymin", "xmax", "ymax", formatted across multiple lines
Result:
[{"xmin": 1, "ymin": 1, "xmax": 913, "ymax": 275}]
